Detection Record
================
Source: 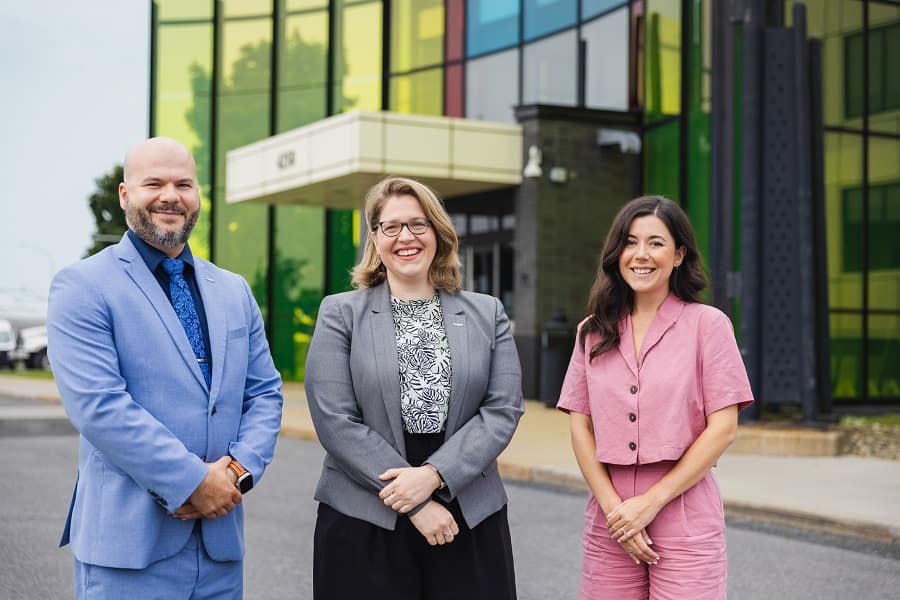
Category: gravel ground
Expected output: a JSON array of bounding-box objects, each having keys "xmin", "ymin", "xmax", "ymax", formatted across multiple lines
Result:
[{"xmin": 840, "ymin": 423, "xmax": 900, "ymax": 460}]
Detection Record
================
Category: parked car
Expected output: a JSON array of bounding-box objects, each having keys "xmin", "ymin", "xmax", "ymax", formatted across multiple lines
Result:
[
  {"xmin": 0, "ymin": 319, "xmax": 15, "ymax": 368},
  {"xmin": 12, "ymin": 325, "xmax": 49, "ymax": 370}
]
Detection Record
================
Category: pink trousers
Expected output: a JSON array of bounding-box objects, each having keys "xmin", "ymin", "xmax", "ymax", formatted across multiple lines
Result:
[{"xmin": 580, "ymin": 461, "xmax": 727, "ymax": 600}]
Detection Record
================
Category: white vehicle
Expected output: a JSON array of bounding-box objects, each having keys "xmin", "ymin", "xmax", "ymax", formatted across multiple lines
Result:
[
  {"xmin": 0, "ymin": 319, "xmax": 15, "ymax": 368},
  {"xmin": 12, "ymin": 325, "xmax": 49, "ymax": 370}
]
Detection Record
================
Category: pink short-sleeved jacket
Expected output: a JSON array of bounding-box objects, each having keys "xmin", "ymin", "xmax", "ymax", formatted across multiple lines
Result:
[{"xmin": 557, "ymin": 293, "xmax": 753, "ymax": 466}]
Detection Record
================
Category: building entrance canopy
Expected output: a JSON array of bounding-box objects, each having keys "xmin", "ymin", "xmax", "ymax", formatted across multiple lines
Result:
[{"xmin": 226, "ymin": 110, "xmax": 523, "ymax": 209}]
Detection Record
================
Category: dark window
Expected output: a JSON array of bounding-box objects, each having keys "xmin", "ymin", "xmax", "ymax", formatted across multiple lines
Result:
[
  {"xmin": 842, "ymin": 182, "xmax": 900, "ymax": 272},
  {"xmin": 844, "ymin": 23, "xmax": 900, "ymax": 119}
]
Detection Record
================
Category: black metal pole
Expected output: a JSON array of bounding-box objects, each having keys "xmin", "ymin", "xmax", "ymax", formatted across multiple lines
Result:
[
  {"xmin": 265, "ymin": 0, "xmax": 284, "ymax": 342},
  {"xmin": 710, "ymin": 0, "xmax": 735, "ymax": 314},
  {"xmin": 209, "ymin": 1, "xmax": 223, "ymax": 263},
  {"xmin": 678, "ymin": 0, "xmax": 691, "ymax": 212},
  {"xmin": 808, "ymin": 37, "xmax": 832, "ymax": 419},
  {"xmin": 791, "ymin": 3, "xmax": 817, "ymax": 423},
  {"xmin": 861, "ymin": 0, "xmax": 870, "ymax": 406},
  {"xmin": 739, "ymin": 0, "xmax": 764, "ymax": 421},
  {"xmin": 148, "ymin": 2, "xmax": 158, "ymax": 137}
]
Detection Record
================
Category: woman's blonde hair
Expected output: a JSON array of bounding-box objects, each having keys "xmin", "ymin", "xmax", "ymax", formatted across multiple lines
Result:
[{"xmin": 351, "ymin": 176, "xmax": 462, "ymax": 292}]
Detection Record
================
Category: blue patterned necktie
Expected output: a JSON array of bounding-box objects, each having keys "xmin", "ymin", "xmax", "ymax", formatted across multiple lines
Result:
[{"xmin": 161, "ymin": 258, "xmax": 211, "ymax": 387}]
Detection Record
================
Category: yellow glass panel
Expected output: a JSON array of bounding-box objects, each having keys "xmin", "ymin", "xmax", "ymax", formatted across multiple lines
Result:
[
  {"xmin": 287, "ymin": 0, "xmax": 329, "ymax": 10},
  {"xmin": 279, "ymin": 12, "xmax": 329, "ymax": 131},
  {"xmin": 223, "ymin": 0, "xmax": 272, "ymax": 18},
  {"xmin": 156, "ymin": 24, "xmax": 213, "ymax": 151},
  {"xmin": 335, "ymin": 1, "xmax": 383, "ymax": 112},
  {"xmin": 221, "ymin": 18, "xmax": 272, "ymax": 85},
  {"xmin": 824, "ymin": 133, "xmax": 863, "ymax": 309},
  {"xmin": 214, "ymin": 17, "xmax": 272, "ymax": 299},
  {"xmin": 391, "ymin": 0, "xmax": 444, "ymax": 73},
  {"xmin": 155, "ymin": 22, "xmax": 214, "ymax": 258},
  {"xmin": 157, "ymin": 0, "xmax": 212, "ymax": 21},
  {"xmin": 389, "ymin": 68, "xmax": 443, "ymax": 115},
  {"xmin": 645, "ymin": 0, "xmax": 681, "ymax": 119},
  {"xmin": 787, "ymin": 0, "xmax": 864, "ymax": 129}
]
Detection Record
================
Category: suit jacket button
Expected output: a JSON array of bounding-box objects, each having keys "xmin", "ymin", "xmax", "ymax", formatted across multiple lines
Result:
[
  {"xmin": 629, "ymin": 442, "xmax": 637, "ymax": 451},
  {"xmin": 629, "ymin": 413, "xmax": 637, "ymax": 422},
  {"xmin": 630, "ymin": 385, "xmax": 638, "ymax": 394}
]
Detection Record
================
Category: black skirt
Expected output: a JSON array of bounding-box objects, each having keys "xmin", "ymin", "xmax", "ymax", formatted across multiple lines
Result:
[{"xmin": 313, "ymin": 432, "xmax": 517, "ymax": 600}]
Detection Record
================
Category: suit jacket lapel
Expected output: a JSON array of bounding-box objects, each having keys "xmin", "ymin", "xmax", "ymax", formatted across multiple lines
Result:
[
  {"xmin": 369, "ymin": 284, "xmax": 406, "ymax": 455},
  {"xmin": 441, "ymin": 291, "xmax": 469, "ymax": 435},
  {"xmin": 617, "ymin": 315, "xmax": 639, "ymax": 377},
  {"xmin": 636, "ymin": 293, "xmax": 685, "ymax": 369},
  {"xmin": 113, "ymin": 236, "xmax": 207, "ymax": 391},
  {"xmin": 195, "ymin": 261, "xmax": 224, "ymax": 400}
]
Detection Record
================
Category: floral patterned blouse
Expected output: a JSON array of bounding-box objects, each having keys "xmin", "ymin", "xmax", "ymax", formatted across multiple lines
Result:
[{"xmin": 391, "ymin": 294, "xmax": 452, "ymax": 433}]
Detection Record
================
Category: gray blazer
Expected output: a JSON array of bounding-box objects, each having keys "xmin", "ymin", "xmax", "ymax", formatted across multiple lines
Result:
[{"xmin": 305, "ymin": 283, "xmax": 524, "ymax": 530}]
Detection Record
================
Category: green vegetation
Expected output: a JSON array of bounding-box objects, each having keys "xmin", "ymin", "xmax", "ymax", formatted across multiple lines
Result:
[
  {"xmin": 840, "ymin": 414, "xmax": 900, "ymax": 427},
  {"xmin": 0, "ymin": 369, "xmax": 55, "ymax": 380}
]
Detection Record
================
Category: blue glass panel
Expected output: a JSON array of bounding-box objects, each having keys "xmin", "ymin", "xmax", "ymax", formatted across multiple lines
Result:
[
  {"xmin": 582, "ymin": 0, "xmax": 628, "ymax": 21},
  {"xmin": 466, "ymin": 0, "xmax": 519, "ymax": 57},
  {"xmin": 524, "ymin": 0, "xmax": 577, "ymax": 40}
]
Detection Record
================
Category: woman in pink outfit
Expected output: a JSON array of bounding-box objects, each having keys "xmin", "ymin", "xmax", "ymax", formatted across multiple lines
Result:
[{"xmin": 558, "ymin": 195, "xmax": 753, "ymax": 599}]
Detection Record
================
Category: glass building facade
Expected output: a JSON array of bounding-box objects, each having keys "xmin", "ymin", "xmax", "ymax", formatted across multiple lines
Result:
[{"xmin": 150, "ymin": 0, "xmax": 898, "ymax": 406}]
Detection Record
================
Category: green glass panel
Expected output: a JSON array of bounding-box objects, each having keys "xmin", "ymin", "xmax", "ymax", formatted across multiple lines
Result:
[
  {"xmin": 389, "ymin": 68, "xmax": 443, "ymax": 115},
  {"xmin": 214, "ymin": 16, "xmax": 273, "ymax": 309},
  {"xmin": 390, "ymin": 0, "xmax": 444, "ymax": 73},
  {"xmin": 278, "ymin": 11, "xmax": 329, "ymax": 130},
  {"xmin": 825, "ymin": 133, "xmax": 863, "ymax": 310},
  {"xmin": 870, "ymin": 20, "xmax": 900, "ymax": 135},
  {"xmin": 271, "ymin": 205, "xmax": 326, "ymax": 380},
  {"xmin": 868, "ymin": 314, "xmax": 900, "ymax": 399},
  {"xmin": 643, "ymin": 120, "xmax": 680, "ymax": 202},
  {"xmin": 831, "ymin": 313, "xmax": 863, "ymax": 400},
  {"xmin": 334, "ymin": 0, "xmax": 383, "ymax": 112},
  {"xmin": 272, "ymin": 9, "xmax": 331, "ymax": 381},
  {"xmin": 644, "ymin": 0, "xmax": 681, "ymax": 121},
  {"xmin": 685, "ymin": 0, "xmax": 711, "ymax": 266},
  {"xmin": 867, "ymin": 136, "xmax": 900, "ymax": 267},
  {"xmin": 155, "ymin": 21, "xmax": 214, "ymax": 259},
  {"xmin": 867, "ymin": 137, "xmax": 900, "ymax": 347},
  {"xmin": 328, "ymin": 209, "xmax": 358, "ymax": 295},
  {"xmin": 157, "ymin": 0, "xmax": 212, "ymax": 21}
]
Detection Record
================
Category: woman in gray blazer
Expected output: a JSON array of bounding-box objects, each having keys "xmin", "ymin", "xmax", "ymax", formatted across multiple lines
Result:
[{"xmin": 305, "ymin": 176, "xmax": 524, "ymax": 600}]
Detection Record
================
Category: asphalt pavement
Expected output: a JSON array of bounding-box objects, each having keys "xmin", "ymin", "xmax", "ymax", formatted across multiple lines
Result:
[
  {"xmin": 4, "ymin": 374, "xmax": 899, "ymax": 547},
  {"xmin": 3, "ymin": 429, "xmax": 898, "ymax": 599}
]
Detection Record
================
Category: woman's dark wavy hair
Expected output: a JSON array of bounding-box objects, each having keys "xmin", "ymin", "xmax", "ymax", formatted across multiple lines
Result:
[{"xmin": 580, "ymin": 195, "xmax": 708, "ymax": 361}]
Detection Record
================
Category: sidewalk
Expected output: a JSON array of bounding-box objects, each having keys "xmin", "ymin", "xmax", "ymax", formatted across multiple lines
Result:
[{"xmin": 4, "ymin": 374, "xmax": 899, "ymax": 544}]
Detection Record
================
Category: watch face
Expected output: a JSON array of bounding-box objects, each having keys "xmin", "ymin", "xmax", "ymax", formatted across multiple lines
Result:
[{"xmin": 238, "ymin": 474, "xmax": 253, "ymax": 494}]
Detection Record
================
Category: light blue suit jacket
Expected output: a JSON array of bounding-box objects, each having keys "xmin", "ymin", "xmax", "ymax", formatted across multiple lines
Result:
[{"xmin": 47, "ymin": 234, "xmax": 283, "ymax": 569}]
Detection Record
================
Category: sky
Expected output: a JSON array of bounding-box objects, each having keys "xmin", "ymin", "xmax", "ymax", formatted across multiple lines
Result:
[{"xmin": 0, "ymin": 2, "xmax": 150, "ymax": 300}]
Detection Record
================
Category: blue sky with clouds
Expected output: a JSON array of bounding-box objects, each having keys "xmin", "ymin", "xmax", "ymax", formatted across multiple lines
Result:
[{"xmin": 0, "ymin": 1, "xmax": 149, "ymax": 298}]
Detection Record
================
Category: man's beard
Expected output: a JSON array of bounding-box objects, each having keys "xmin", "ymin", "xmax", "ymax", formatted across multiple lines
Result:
[{"xmin": 126, "ymin": 202, "xmax": 199, "ymax": 249}]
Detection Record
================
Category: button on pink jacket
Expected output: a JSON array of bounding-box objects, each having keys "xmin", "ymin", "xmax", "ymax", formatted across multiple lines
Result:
[{"xmin": 557, "ymin": 293, "xmax": 753, "ymax": 465}]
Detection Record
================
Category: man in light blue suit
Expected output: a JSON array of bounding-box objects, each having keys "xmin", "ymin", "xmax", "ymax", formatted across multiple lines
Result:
[{"xmin": 47, "ymin": 137, "xmax": 284, "ymax": 599}]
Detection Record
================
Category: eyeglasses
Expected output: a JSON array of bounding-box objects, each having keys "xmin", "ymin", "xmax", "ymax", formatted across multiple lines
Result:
[{"xmin": 373, "ymin": 218, "xmax": 432, "ymax": 237}]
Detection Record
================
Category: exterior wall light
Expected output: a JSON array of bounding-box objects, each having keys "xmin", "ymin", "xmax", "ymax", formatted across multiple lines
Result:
[
  {"xmin": 596, "ymin": 128, "xmax": 642, "ymax": 154},
  {"xmin": 523, "ymin": 145, "xmax": 543, "ymax": 178}
]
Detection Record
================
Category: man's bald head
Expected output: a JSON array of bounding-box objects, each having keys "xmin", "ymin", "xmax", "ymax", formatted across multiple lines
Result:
[
  {"xmin": 119, "ymin": 137, "xmax": 201, "ymax": 257},
  {"xmin": 123, "ymin": 137, "xmax": 197, "ymax": 183}
]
